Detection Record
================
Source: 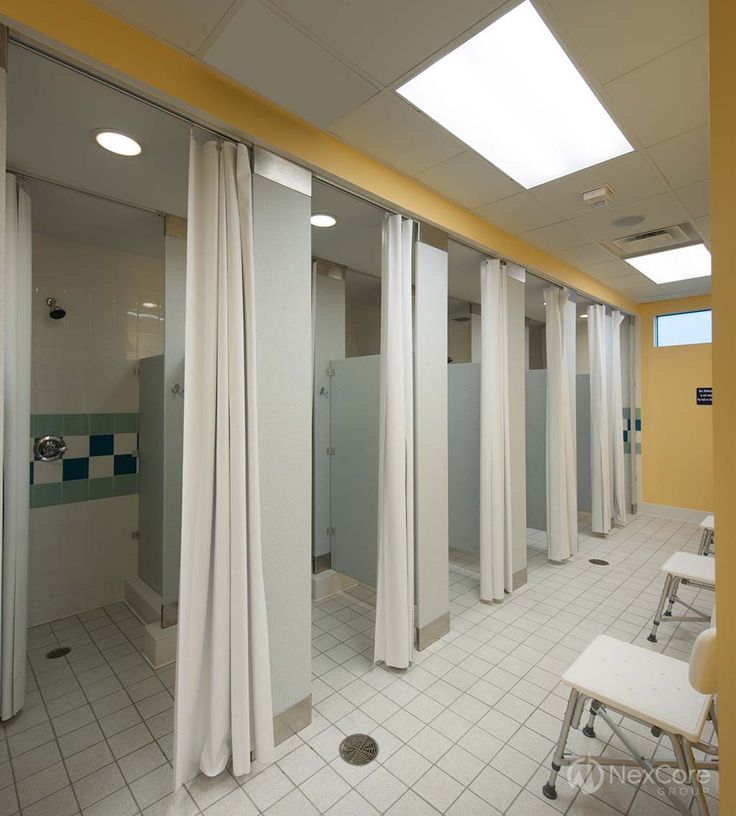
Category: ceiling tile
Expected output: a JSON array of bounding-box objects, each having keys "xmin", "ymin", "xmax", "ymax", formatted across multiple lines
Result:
[
  {"xmin": 675, "ymin": 180, "xmax": 710, "ymax": 220},
  {"xmin": 555, "ymin": 243, "xmax": 616, "ymax": 268},
  {"xmin": 521, "ymin": 221, "xmax": 588, "ymax": 254},
  {"xmin": 585, "ymin": 258, "xmax": 640, "ymax": 281},
  {"xmin": 603, "ymin": 36, "xmax": 709, "ymax": 147},
  {"xmin": 203, "ymin": 0, "xmax": 378, "ymax": 128},
  {"xmin": 570, "ymin": 192, "xmax": 691, "ymax": 242},
  {"xmin": 647, "ymin": 126, "xmax": 709, "ymax": 190},
  {"xmin": 602, "ymin": 273, "xmax": 664, "ymax": 298},
  {"xmin": 265, "ymin": 0, "xmax": 507, "ymax": 86},
  {"xmin": 414, "ymin": 151, "xmax": 522, "ymax": 210},
  {"xmin": 531, "ymin": 151, "xmax": 667, "ymax": 221},
  {"xmin": 657, "ymin": 278, "xmax": 711, "ymax": 299},
  {"xmin": 91, "ymin": 0, "xmax": 239, "ymax": 53},
  {"xmin": 475, "ymin": 192, "xmax": 559, "ymax": 234},
  {"xmin": 695, "ymin": 215, "xmax": 711, "ymax": 244},
  {"xmin": 330, "ymin": 92, "xmax": 465, "ymax": 177},
  {"xmin": 540, "ymin": 0, "xmax": 708, "ymax": 84}
]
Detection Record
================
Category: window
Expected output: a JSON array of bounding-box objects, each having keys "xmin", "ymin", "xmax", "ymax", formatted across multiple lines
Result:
[{"xmin": 655, "ymin": 310, "xmax": 712, "ymax": 347}]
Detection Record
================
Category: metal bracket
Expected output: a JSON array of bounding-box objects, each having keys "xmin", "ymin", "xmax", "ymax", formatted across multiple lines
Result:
[{"xmin": 326, "ymin": 447, "xmax": 336, "ymax": 456}]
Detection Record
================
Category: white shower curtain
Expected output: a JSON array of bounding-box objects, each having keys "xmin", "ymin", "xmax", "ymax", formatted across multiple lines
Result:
[
  {"xmin": 374, "ymin": 214, "xmax": 414, "ymax": 670},
  {"xmin": 545, "ymin": 287, "xmax": 577, "ymax": 561},
  {"xmin": 610, "ymin": 311, "xmax": 626, "ymax": 524},
  {"xmin": 174, "ymin": 139, "xmax": 273, "ymax": 787},
  {"xmin": 588, "ymin": 304, "xmax": 612, "ymax": 535},
  {"xmin": 1, "ymin": 175, "xmax": 32, "ymax": 720},
  {"xmin": 479, "ymin": 259, "xmax": 512, "ymax": 602}
]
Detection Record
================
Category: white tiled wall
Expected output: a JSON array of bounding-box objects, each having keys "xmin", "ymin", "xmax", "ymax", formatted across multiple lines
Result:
[
  {"xmin": 30, "ymin": 231, "xmax": 164, "ymax": 623},
  {"xmin": 32, "ymin": 232, "xmax": 164, "ymax": 414}
]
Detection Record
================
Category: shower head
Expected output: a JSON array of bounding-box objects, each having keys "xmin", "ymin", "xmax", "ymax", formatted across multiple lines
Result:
[{"xmin": 47, "ymin": 298, "xmax": 66, "ymax": 320}]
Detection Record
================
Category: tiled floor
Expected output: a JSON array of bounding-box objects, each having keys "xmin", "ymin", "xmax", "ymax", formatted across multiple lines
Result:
[{"xmin": 1, "ymin": 514, "xmax": 718, "ymax": 815}]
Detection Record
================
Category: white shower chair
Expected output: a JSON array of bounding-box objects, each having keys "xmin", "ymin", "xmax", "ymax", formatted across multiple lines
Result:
[
  {"xmin": 647, "ymin": 552, "xmax": 715, "ymax": 643},
  {"xmin": 698, "ymin": 515, "xmax": 715, "ymax": 556},
  {"xmin": 543, "ymin": 629, "xmax": 718, "ymax": 816}
]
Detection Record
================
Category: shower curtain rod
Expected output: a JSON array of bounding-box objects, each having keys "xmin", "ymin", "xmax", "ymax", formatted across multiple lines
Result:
[
  {"xmin": 7, "ymin": 168, "xmax": 167, "ymax": 217},
  {"xmin": 9, "ymin": 37, "xmax": 243, "ymax": 145}
]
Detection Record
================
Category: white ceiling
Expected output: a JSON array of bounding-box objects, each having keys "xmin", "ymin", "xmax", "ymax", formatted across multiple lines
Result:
[
  {"xmin": 7, "ymin": 44, "xmax": 190, "ymax": 218},
  {"xmin": 46, "ymin": 1, "xmax": 716, "ymax": 301}
]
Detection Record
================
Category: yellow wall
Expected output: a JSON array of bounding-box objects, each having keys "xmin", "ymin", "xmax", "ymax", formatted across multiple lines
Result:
[
  {"xmin": 711, "ymin": 1, "xmax": 735, "ymax": 809},
  {"xmin": 0, "ymin": 0, "xmax": 639, "ymax": 313},
  {"xmin": 640, "ymin": 296, "xmax": 713, "ymax": 511}
]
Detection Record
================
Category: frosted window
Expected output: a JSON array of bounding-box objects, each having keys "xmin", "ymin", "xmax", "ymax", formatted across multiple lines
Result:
[{"xmin": 655, "ymin": 310, "xmax": 711, "ymax": 347}]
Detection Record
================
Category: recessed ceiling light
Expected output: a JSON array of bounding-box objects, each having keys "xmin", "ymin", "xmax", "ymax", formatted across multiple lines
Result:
[
  {"xmin": 141, "ymin": 302, "xmax": 159, "ymax": 309},
  {"xmin": 580, "ymin": 313, "xmax": 588, "ymax": 319},
  {"xmin": 625, "ymin": 244, "xmax": 711, "ymax": 284},
  {"xmin": 396, "ymin": 0, "xmax": 632, "ymax": 188},
  {"xmin": 311, "ymin": 214, "xmax": 337, "ymax": 228},
  {"xmin": 93, "ymin": 130, "xmax": 142, "ymax": 157}
]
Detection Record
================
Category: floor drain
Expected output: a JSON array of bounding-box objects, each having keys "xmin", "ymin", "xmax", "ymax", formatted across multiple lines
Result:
[
  {"xmin": 45, "ymin": 646, "xmax": 71, "ymax": 659},
  {"xmin": 339, "ymin": 734, "xmax": 379, "ymax": 765},
  {"xmin": 589, "ymin": 558, "xmax": 610, "ymax": 566}
]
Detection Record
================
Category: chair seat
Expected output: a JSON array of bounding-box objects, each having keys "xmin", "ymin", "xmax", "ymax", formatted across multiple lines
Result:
[
  {"xmin": 699, "ymin": 515, "xmax": 715, "ymax": 532},
  {"xmin": 661, "ymin": 552, "xmax": 715, "ymax": 585},
  {"xmin": 562, "ymin": 635, "xmax": 712, "ymax": 742}
]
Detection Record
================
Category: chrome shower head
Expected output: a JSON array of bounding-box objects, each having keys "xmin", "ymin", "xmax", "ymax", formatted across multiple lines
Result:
[{"xmin": 47, "ymin": 297, "xmax": 66, "ymax": 320}]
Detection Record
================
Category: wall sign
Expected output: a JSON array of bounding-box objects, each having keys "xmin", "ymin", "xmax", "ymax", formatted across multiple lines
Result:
[{"xmin": 696, "ymin": 387, "xmax": 712, "ymax": 406}]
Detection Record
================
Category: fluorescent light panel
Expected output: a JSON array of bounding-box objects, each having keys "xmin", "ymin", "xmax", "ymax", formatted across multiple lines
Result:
[
  {"xmin": 625, "ymin": 244, "xmax": 711, "ymax": 284},
  {"xmin": 397, "ymin": 0, "xmax": 633, "ymax": 188}
]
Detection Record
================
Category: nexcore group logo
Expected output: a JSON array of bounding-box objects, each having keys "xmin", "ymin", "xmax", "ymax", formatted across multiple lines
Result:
[{"xmin": 565, "ymin": 757, "xmax": 712, "ymax": 799}]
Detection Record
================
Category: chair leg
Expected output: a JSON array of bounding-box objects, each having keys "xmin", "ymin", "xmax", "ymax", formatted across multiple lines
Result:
[
  {"xmin": 664, "ymin": 576, "xmax": 681, "ymax": 617},
  {"xmin": 543, "ymin": 689, "xmax": 579, "ymax": 800},
  {"xmin": 583, "ymin": 700, "xmax": 599, "ymax": 738},
  {"xmin": 682, "ymin": 738, "xmax": 710, "ymax": 816},
  {"xmin": 648, "ymin": 574, "xmax": 673, "ymax": 642}
]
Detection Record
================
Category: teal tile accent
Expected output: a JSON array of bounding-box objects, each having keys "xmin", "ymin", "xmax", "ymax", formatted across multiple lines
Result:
[
  {"xmin": 62, "ymin": 480, "xmax": 89, "ymax": 504},
  {"xmin": 90, "ymin": 414, "xmax": 115, "ymax": 434},
  {"xmin": 31, "ymin": 483, "xmax": 62, "ymax": 508},
  {"xmin": 63, "ymin": 414, "xmax": 90, "ymax": 435},
  {"xmin": 34, "ymin": 414, "xmax": 63, "ymax": 436},
  {"xmin": 114, "ymin": 413, "xmax": 138, "ymax": 433},
  {"xmin": 114, "ymin": 474, "xmax": 138, "ymax": 496},
  {"xmin": 89, "ymin": 477, "xmax": 114, "ymax": 500}
]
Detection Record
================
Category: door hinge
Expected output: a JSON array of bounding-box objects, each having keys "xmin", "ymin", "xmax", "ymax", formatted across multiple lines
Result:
[
  {"xmin": 326, "ymin": 446, "xmax": 336, "ymax": 456},
  {"xmin": 326, "ymin": 365, "xmax": 335, "ymax": 378},
  {"xmin": 131, "ymin": 530, "xmax": 140, "ymax": 540},
  {"xmin": 326, "ymin": 526, "xmax": 336, "ymax": 536}
]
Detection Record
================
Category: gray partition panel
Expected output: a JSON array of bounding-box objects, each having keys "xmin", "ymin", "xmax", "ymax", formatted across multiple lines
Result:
[
  {"xmin": 139, "ymin": 354, "xmax": 164, "ymax": 595},
  {"xmin": 448, "ymin": 363, "xmax": 480, "ymax": 553},
  {"xmin": 576, "ymin": 374, "xmax": 592, "ymax": 513},
  {"xmin": 525, "ymin": 370, "xmax": 547, "ymax": 531},
  {"xmin": 329, "ymin": 355, "xmax": 380, "ymax": 586}
]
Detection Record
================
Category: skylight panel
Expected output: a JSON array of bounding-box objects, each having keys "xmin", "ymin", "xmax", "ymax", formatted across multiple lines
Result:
[{"xmin": 397, "ymin": 0, "xmax": 633, "ymax": 188}]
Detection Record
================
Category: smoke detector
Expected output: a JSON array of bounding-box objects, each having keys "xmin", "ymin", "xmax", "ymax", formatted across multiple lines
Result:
[{"xmin": 582, "ymin": 185, "xmax": 614, "ymax": 208}]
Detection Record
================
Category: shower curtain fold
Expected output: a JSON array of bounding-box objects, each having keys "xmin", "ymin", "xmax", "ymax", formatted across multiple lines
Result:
[
  {"xmin": 610, "ymin": 311, "xmax": 627, "ymax": 525},
  {"xmin": 479, "ymin": 259, "xmax": 513, "ymax": 603},
  {"xmin": 588, "ymin": 303, "xmax": 612, "ymax": 535},
  {"xmin": 374, "ymin": 214, "xmax": 415, "ymax": 670},
  {"xmin": 545, "ymin": 287, "xmax": 577, "ymax": 562},
  {"xmin": 1, "ymin": 175, "xmax": 32, "ymax": 720},
  {"xmin": 174, "ymin": 139, "xmax": 273, "ymax": 788}
]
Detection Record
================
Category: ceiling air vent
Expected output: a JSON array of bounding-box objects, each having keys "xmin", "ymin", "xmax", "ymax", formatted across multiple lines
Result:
[{"xmin": 611, "ymin": 224, "xmax": 690, "ymax": 254}]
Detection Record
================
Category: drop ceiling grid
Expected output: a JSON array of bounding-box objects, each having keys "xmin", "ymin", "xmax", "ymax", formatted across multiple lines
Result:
[{"xmin": 88, "ymin": 0, "xmax": 710, "ymax": 300}]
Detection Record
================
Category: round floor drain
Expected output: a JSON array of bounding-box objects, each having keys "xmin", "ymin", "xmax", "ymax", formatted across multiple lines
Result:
[
  {"xmin": 589, "ymin": 558, "xmax": 610, "ymax": 566},
  {"xmin": 339, "ymin": 734, "xmax": 379, "ymax": 765},
  {"xmin": 45, "ymin": 646, "xmax": 71, "ymax": 659}
]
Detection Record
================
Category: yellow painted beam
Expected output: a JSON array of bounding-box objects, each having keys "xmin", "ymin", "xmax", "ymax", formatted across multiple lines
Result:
[
  {"xmin": 0, "ymin": 0, "xmax": 638, "ymax": 312},
  {"xmin": 710, "ymin": 0, "xmax": 735, "ymax": 810}
]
